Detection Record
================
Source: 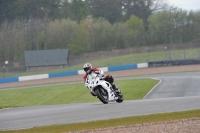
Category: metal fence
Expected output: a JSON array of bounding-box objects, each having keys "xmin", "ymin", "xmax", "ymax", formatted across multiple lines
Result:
[
  {"xmin": 68, "ymin": 43, "xmax": 200, "ymax": 66},
  {"xmin": 0, "ymin": 43, "xmax": 200, "ymax": 78}
]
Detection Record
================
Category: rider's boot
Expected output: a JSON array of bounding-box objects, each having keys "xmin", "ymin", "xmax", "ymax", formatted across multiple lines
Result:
[{"xmin": 111, "ymin": 83, "xmax": 120, "ymax": 94}]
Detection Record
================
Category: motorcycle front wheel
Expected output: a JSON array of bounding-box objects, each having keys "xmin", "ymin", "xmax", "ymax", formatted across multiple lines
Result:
[{"xmin": 95, "ymin": 87, "xmax": 108, "ymax": 104}]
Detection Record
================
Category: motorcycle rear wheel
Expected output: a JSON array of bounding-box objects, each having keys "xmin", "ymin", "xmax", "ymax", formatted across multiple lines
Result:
[
  {"xmin": 116, "ymin": 93, "xmax": 124, "ymax": 103},
  {"xmin": 95, "ymin": 87, "xmax": 108, "ymax": 104}
]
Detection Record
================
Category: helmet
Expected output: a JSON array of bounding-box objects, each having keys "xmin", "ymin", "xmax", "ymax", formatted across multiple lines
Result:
[{"xmin": 83, "ymin": 63, "xmax": 92, "ymax": 73}]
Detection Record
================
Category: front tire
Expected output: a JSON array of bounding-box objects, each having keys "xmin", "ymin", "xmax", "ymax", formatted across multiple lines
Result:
[{"xmin": 95, "ymin": 87, "xmax": 108, "ymax": 104}]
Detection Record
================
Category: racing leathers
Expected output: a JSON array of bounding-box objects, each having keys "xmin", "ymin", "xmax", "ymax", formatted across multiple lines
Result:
[{"xmin": 83, "ymin": 68, "xmax": 119, "ymax": 96}]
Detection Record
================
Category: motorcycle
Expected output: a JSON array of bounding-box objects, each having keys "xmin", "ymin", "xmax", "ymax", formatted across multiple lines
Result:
[{"xmin": 87, "ymin": 72, "xmax": 124, "ymax": 104}]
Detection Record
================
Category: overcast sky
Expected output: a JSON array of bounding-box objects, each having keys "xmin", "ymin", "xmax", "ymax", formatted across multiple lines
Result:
[{"xmin": 168, "ymin": 0, "xmax": 200, "ymax": 11}]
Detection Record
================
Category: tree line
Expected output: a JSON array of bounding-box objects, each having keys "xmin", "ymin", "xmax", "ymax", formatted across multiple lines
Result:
[
  {"xmin": 0, "ymin": 0, "xmax": 167, "ymax": 25},
  {"xmin": 0, "ymin": 0, "xmax": 199, "ymax": 61}
]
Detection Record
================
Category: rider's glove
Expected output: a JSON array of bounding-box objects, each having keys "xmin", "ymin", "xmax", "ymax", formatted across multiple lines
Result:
[
  {"xmin": 99, "ymin": 74, "xmax": 105, "ymax": 80},
  {"xmin": 94, "ymin": 71, "xmax": 100, "ymax": 74},
  {"xmin": 94, "ymin": 70, "xmax": 104, "ymax": 79}
]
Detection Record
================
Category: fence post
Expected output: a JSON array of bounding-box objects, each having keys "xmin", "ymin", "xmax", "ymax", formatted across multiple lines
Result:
[
  {"xmin": 164, "ymin": 47, "xmax": 167, "ymax": 60},
  {"xmin": 3, "ymin": 66, "xmax": 5, "ymax": 78},
  {"xmin": 198, "ymin": 48, "xmax": 200, "ymax": 59},
  {"xmin": 147, "ymin": 49, "xmax": 150, "ymax": 62}
]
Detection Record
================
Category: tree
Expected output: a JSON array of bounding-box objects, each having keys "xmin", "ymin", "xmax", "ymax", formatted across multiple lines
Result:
[
  {"xmin": 45, "ymin": 19, "xmax": 78, "ymax": 50},
  {"xmin": 89, "ymin": 17, "xmax": 112, "ymax": 51},
  {"xmin": 0, "ymin": 20, "xmax": 26, "ymax": 61},
  {"xmin": 0, "ymin": 0, "xmax": 18, "ymax": 23},
  {"xmin": 148, "ymin": 7, "xmax": 197, "ymax": 45},
  {"xmin": 58, "ymin": 0, "xmax": 73, "ymax": 19},
  {"xmin": 86, "ymin": 0, "xmax": 122, "ymax": 23},
  {"xmin": 149, "ymin": 10, "xmax": 175, "ymax": 44},
  {"xmin": 193, "ymin": 11, "xmax": 200, "ymax": 43},
  {"xmin": 125, "ymin": 15, "xmax": 145, "ymax": 47},
  {"xmin": 111, "ymin": 22, "xmax": 130, "ymax": 48},
  {"xmin": 125, "ymin": 15, "xmax": 144, "ymax": 34},
  {"xmin": 69, "ymin": 0, "xmax": 89, "ymax": 22},
  {"xmin": 121, "ymin": 0, "xmax": 168, "ymax": 30},
  {"xmin": 0, "ymin": 0, "xmax": 62, "ymax": 23},
  {"xmin": 69, "ymin": 19, "xmax": 90, "ymax": 54}
]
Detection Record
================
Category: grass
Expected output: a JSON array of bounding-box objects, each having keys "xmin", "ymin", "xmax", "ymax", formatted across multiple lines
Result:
[
  {"xmin": 0, "ymin": 78, "xmax": 199, "ymax": 132},
  {"xmin": 0, "ymin": 79, "xmax": 158, "ymax": 109},
  {"xmin": 1, "ymin": 48, "xmax": 200, "ymax": 78},
  {"xmin": 1, "ymin": 109, "xmax": 200, "ymax": 133}
]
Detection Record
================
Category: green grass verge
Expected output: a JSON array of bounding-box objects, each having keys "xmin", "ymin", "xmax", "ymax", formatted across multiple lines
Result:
[
  {"xmin": 1, "ymin": 48, "xmax": 199, "ymax": 78},
  {"xmin": 1, "ymin": 109, "xmax": 200, "ymax": 133},
  {"xmin": 0, "ymin": 79, "xmax": 158, "ymax": 109}
]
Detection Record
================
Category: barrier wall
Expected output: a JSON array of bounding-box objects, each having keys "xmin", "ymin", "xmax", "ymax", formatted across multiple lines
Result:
[
  {"xmin": 0, "ymin": 77, "xmax": 19, "ymax": 84},
  {"xmin": 0, "ymin": 63, "xmax": 148, "ymax": 84}
]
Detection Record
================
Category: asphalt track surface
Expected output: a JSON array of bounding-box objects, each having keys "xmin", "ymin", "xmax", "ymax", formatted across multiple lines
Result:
[{"xmin": 1, "ymin": 72, "xmax": 200, "ymax": 131}]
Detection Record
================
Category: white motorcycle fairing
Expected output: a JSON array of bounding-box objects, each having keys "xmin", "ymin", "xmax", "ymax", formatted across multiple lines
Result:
[{"xmin": 87, "ymin": 72, "xmax": 117, "ymax": 102}]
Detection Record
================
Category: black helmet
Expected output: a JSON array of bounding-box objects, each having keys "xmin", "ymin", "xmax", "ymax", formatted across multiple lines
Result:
[{"xmin": 83, "ymin": 63, "xmax": 92, "ymax": 73}]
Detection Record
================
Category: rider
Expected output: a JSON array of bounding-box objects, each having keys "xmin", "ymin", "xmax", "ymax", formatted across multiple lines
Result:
[{"xmin": 83, "ymin": 63, "xmax": 119, "ymax": 96}]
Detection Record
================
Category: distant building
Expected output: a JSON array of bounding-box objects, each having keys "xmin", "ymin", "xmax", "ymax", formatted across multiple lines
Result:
[{"xmin": 24, "ymin": 49, "xmax": 68, "ymax": 72}]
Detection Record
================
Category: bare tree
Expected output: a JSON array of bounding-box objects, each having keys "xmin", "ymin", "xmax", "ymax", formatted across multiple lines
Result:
[
  {"xmin": 149, "ymin": 0, "xmax": 168, "ymax": 12},
  {"xmin": 121, "ymin": 0, "xmax": 168, "ymax": 30}
]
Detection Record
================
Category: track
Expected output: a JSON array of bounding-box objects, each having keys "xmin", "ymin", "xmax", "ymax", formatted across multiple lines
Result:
[
  {"xmin": 121, "ymin": 72, "xmax": 200, "ymax": 99},
  {"xmin": 1, "ymin": 72, "xmax": 200, "ymax": 131}
]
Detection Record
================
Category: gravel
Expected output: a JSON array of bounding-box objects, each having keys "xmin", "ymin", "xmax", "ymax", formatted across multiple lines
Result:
[{"xmin": 73, "ymin": 118, "xmax": 200, "ymax": 133}]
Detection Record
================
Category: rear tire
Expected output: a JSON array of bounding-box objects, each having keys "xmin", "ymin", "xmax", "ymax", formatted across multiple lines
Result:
[
  {"xmin": 95, "ymin": 87, "xmax": 108, "ymax": 104},
  {"xmin": 116, "ymin": 94, "xmax": 124, "ymax": 103}
]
